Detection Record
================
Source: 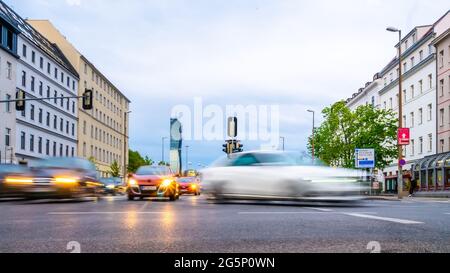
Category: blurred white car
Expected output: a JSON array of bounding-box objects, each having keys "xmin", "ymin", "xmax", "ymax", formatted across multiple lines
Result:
[{"xmin": 200, "ymin": 151, "xmax": 368, "ymax": 202}]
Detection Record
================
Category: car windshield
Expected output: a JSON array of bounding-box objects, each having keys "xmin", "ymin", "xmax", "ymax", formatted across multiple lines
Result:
[
  {"xmin": 101, "ymin": 178, "xmax": 122, "ymax": 185},
  {"xmin": 0, "ymin": 165, "xmax": 29, "ymax": 174},
  {"xmin": 31, "ymin": 157, "xmax": 96, "ymax": 171},
  {"xmin": 136, "ymin": 166, "xmax": 170, "ymax": 175},
  {"xmin": 178, "ymin": 177, "xmax": 195, "ymax": 183},
  {"xmin": 210, "ymin": 152, "xmax": 327, "ymax": 167}
]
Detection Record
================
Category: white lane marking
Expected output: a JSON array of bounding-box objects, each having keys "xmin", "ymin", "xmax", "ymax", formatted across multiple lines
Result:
[
  {"xmin": 48, "ymin": 211, "xmax": 165, "ymax": 215},
  {"xmin": 238, "ymin": 211, "xmax": 323, "ymax": 214},
  {"xmin": 305, "ymin": 207, "xmax": 333, "ymax": 212},
  {"xmin": 342, "ymin": 213, "xmax": 424, "ymax": 224}
]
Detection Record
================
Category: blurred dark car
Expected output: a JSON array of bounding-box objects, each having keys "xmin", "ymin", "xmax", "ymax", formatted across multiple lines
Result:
[
  {"xmin": 100, "ymin": 177, "xmax": 125, "ymax": 196},
  {"xmin": 0, "ymin": 164, "xmax": 34, "ymax": 198},
  {"xmin": 177, "ymin": 176, "xmax": 201, "ymax": 195},
  {"xmin": 127, "ymin": 166, "xmax": 180, "ymax": 201},
  {"xmin": 25, "ymin": 157, "xmax": 102, "ymax": 200}
]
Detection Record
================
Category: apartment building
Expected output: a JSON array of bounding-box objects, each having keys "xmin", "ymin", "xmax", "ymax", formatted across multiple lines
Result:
[
  {"xmin": 0, "ymin": 13, "xmax": 18, "ymax": 163},
  {"xmin": 345, "ymin": 11, "xmax": 450, "ymax": 193},
  {"xmin": 27, "ymin": 20, "xmax": 131, "ymax": 178},
  {"xmin": 0, "ymin": 1, "xmax": 79, "ymax": 165}
]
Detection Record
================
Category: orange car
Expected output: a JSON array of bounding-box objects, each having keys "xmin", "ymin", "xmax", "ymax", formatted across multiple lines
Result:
[{"xmin": 127, "ymin": 166, "xmax": 180, "ymax": 201}]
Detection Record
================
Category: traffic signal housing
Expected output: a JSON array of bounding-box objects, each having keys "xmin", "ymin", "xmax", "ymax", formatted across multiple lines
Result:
[
  {"xmin": 15, "ymin": 89, "xmax": 26, "ymax": 111},
  {"xmin": 82, "ymin": 89, "xmax": 93, "ymax": 110}
]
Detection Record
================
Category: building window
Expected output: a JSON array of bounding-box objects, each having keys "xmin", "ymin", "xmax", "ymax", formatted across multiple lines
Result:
[
  {"xmin": 428, "ymin": 74, "xmax": 433, "ymax": 89},
  {"xmin": 54, "ymin": 91, "xmax": 57, "ymax": 104},
  {"xmin": 20, "ymin": 132, "xmax": 25, "ymax": 150},
  {"xmin": 46, "ymin": 139, "xmax": 50, "ymax": 155},
  {"xmin": 38, "ymin": 108, "xmax": 43, "ymax": 123},
  {"xmin": 61, "ymin": 72, "xmax": 64, "ymax": 83},
  {"xmin": 21, "ymin": 71, "xmax": 26, "ymax": 87},
  {"xmin": 410, "ymin": 85, "xmax": 414, "ymax": 99},
  {"xmin": 410, "ymin": 56, "xmax": 414, "ymax": 67},
  {"xmin": 410, "ymin": 139, "xmax": 415, "ymax": 156},
  {"xmin": 5, "ymin": 94, "xmax": 11, "ymax": 112},
  {"xmin": 60, "ymin": 144, "xmax": 63, "ymax": 157},
  {"xmin": 31, "ymin": 76, "xmax": 35, "ymax": 92},
  {"xmin": 403, "ymin": 62, "xmax": 407, "ymax": 72},
  {"xmin": 66, "ymin": 145, "xmax": 69, "ymax": 157},
  {"xmin": 440, "ymin": 139, "xmax": 445, "ymax": 153},
  {"xmin": 47, "ymin": 86, "xmax": 50, "ymax": 98},
  {"xmin": 60, "ymin": 118, "xmax": 64, "ymax": 132},
  {"xmin": 60, "ymin": 94, "xmax": 64, "ymax": 107},
  {"xmin": 440, "ymin": 108, "xmax": 444, "ymax": 127},
  {"xmin": 410, "ymin": 112, "xmax": 414, "ymax": 128},
  {"xmin": 440, "ymin": 79, "xmax": 445, "ymax": 97},
  {"xmin": 402, "ymin": 90, "xmax": 406, "ymax": 103},
  {"xmin": 22, "ymin": 44, "xmax": 27, "ymax": 57},
  {"xmin": 72, "ymin": 101, "xmax": 75, "ymax": 113},
  {"xmin": 40, "ymin": 57, "xmax": 44, "ymax": 69},
  {"xmin": 30, "ymin": 104, "xmax": 35, "ymax": 121},
  {"xmin": 439, "ymin": 50, "xmax": 444, "ymax": 68},
  {"xmin": 39, "ymin": 81, "xmax": 43, "ymax": 96},
  {"xmin": 83, "ymin": 121, "xmax": 86, "ymax": 135},
  {"xmin": 38, "ymin": 137, "xmax": 42, "ymax": 154},
  {"xmin": 5, "ymin": 128, "xmax": 11, "ymax": 147},
  {"xmin": 53, "ymin": 142, "xmax": 57, "ymax": 157},
  {"xmin": 419, "ymin": 137, "xmax": 423, "ymax": 154},
  {"xmin": 6, "ymin": 62, "xmax": 12, "ymax": 79},
  {"xmin": 47, "ymin": 62, "xmax": 51, "ymax": 74},
  {"xmin": 54, "ymin": 68, "xmax": 58, "ymax": 79},
  {"xmin": 389, "ymin": 98, "xmax": 393, "ymax": 109},
  {"xmin": 428, "ymin": 134, "xmax": 433, "ymax": 152},
  {"xmin": 428, "ymin": 104, "xmax": 432, "ymax": 121},
  {"xmin": 419, "ymin": 80, "xmax": 423, "ymax": 93},
  {"xmin": 29, "ymin": 134, "xmax": 34, "ymax": 152},
  {"xmin": 71, "ymin": 147, "xmax": 75, "ymax": 157},
  {"xmin": 66, "ymin": 121, "xmax": 69, "ymax": 134},
  {"xmin": 53, "ymin": 115, "xmax": 57, "ymax": 129},
  {"xmin": 31, "ymin": 51, "xmax": 35, "ymax": 63},
  {"xmin": 83, "ymin": 142, "xmax": 86, "ymax": 157},
  {"xmin": 418, "ymin": 108, "xmax": 423, "ymax": 125},
  {"xmin": 46, "ymin": 112, "xmax": 50, "ymax": 126}
]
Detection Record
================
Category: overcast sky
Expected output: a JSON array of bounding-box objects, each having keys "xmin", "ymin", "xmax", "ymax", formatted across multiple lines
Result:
[{"xmin": 7, "ymin": 0, "xmax": 450, "ymax": 167}]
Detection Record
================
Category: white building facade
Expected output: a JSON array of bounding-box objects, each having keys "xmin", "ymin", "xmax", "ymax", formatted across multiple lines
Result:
[
  {"xmin": 1, "ymin": 2, "xmax": 79, "ymax": 165},
  {"xmin": 0, "ymin": 13, "xmax": 19, "ymax": 164}
]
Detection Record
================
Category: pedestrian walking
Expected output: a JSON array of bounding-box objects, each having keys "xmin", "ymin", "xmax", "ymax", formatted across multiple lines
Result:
[{"xmin": 409, "ymin": 177, "xmax": 417, "ymax": 197}]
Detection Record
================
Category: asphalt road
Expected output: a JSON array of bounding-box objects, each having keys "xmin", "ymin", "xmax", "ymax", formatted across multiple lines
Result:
[{"xmin": 0, "ymin": 195, "xmax": 449, "ymax": 253}]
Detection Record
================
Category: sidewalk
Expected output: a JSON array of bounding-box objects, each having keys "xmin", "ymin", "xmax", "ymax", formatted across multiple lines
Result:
[{"xmin": 366, "ymin": 193, "xmax": 450, "ymax": 202}]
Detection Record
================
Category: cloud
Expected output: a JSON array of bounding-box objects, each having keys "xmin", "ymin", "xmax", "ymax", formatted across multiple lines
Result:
[{"xmin": 66, "ymin": 0, "xmax": 81, "ymax": 6}]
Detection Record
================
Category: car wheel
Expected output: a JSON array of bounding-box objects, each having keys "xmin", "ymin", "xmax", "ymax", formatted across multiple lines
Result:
[
  {"xmin": 127, "ymin": 194, "xmax": 135, "ymax": 201},
  {"xmin": 169, "ymin": 192, "xmax": 177, "ymax": 201}
]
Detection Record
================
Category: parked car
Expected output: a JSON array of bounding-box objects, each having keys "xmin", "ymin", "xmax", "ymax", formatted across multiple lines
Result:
[
  {"xmin": 24, "ymin": 157, "xmax": 103, "ymax": 200},
  {"xmin": 127, "ymin": 166, "xmax": 180, "ymax": 201},
  {"xmin": 0, "ymin": 164, "xmax": 34, "ymax": 198},
  {"xmin": 100, "ymin": 177, "xmax": 126, "ymax": 196},
  {"xmin": 177, "ymin": 176, "xmax": 201, "ymax": 195},
  {"xmin": 200, "ymin": 151, "xmax": 368, "ymax": 202}
]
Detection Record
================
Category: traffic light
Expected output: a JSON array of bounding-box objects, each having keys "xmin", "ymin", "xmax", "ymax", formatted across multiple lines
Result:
[
  {"xmin": 222, "ymin": 142, "xmax": 230, "ymax": 154},
  {"xmin": 82, "ymin": 89, "xmax": 93, "ymax": 110},
  {"xmin": 234, "ymin": 141, "xmax": 243, "ymax": 153},
  {"xmin": 15, "ymin": 89, "xmax": 26, "ymax": 111}
]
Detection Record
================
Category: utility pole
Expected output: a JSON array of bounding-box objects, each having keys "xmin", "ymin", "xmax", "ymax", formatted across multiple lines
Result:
[
  {"xmin": 161, "ymin": 137, "xmax": 167, "ymax": 163},
  {"xmin": 307, "ymin": 109, "xmax": 315, "ymax": 163},
  {"xmin": 387, "ymin": 27, "xmax": 404, "ymax": 199},
  {"xmin": 123, "ymin": 111, "xmax": 131, "ymax": 178}
]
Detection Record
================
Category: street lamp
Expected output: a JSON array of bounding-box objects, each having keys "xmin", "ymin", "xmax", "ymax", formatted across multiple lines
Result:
[
  {"xmin": 123, "ymin": 111, "xmax": 131, "ymax": 178},
  {"xmin": 307, "ymin": 109, "xmax": 315, "ymax": 163},
  {"xmin": 185, "ymin": 145, "xmax": 189, "ymax": 172},
  {"xmin": 161, "ymin": 137, "xmax": 168, "ymax": 163},
  {"xmin": 279, "ymin": 136, "xmax": 285, "ymax": 151},
  {"xmin": 387, "ymin": 26, "xmax": 404, "ymax": 199}
]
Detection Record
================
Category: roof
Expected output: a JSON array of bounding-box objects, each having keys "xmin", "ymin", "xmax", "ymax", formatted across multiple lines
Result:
[
  {"xmin": 81, "ymin": 55, "xmax": 131, "ymax": 103},
  {"xmin": 0, "ymin": 0, "xmax": 79, "ymax": 78}
]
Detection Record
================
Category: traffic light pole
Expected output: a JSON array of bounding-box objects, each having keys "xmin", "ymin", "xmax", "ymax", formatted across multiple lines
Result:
[{"xmin": 0, "ymin": 95, "xmax": 84, "ymax": 103}]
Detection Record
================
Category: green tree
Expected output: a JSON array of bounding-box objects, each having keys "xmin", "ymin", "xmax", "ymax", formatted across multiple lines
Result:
[
  {"xmin": 128, "ymin": 150, "xmax": 146, "ymax": 173},
  {"xmin": 109, "ymin": 160, "xmax": 121, "ymax": 177},
  {"xmin": 158, "ymin": 161, "xmax": 170, "ymax": 166},
  {"xmin": 144, "ymin": 156, "xmax": 154, "ymax": 166},
  {"xmin": 88, "ymin": 156, "xmax": 99, "ymax": 171},
  {"xmin": 308, "ymin": 101, "xmax": 397, "ymax": 169}
]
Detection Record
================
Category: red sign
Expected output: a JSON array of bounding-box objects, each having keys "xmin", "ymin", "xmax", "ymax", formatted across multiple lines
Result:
[{"xmin": 398, "ymin": 128, "xmax": 410, "ymax": 145}]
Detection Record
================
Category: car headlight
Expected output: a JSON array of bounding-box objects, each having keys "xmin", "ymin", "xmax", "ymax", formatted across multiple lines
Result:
[
  {"xmin": 54, "ymin": 177, "xmax": 79, "ymax": 184},
  {"xmin": 161, "ymin": 179, "xmax": 172, "ymax": 188},
  {"xmin": 190, "ymin": 184, "xmax": 197, "ymax": 189},
  {"xmin": 106, "ymin": 184, "xmax": 115, "ymax": 189},
  {"xmin": 4, "ymin": 177, "xmax": 34, "ymax": 184},
  {"xmin": 128, "ymin": 178, "xmax": 138, "ymax": 186}
]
